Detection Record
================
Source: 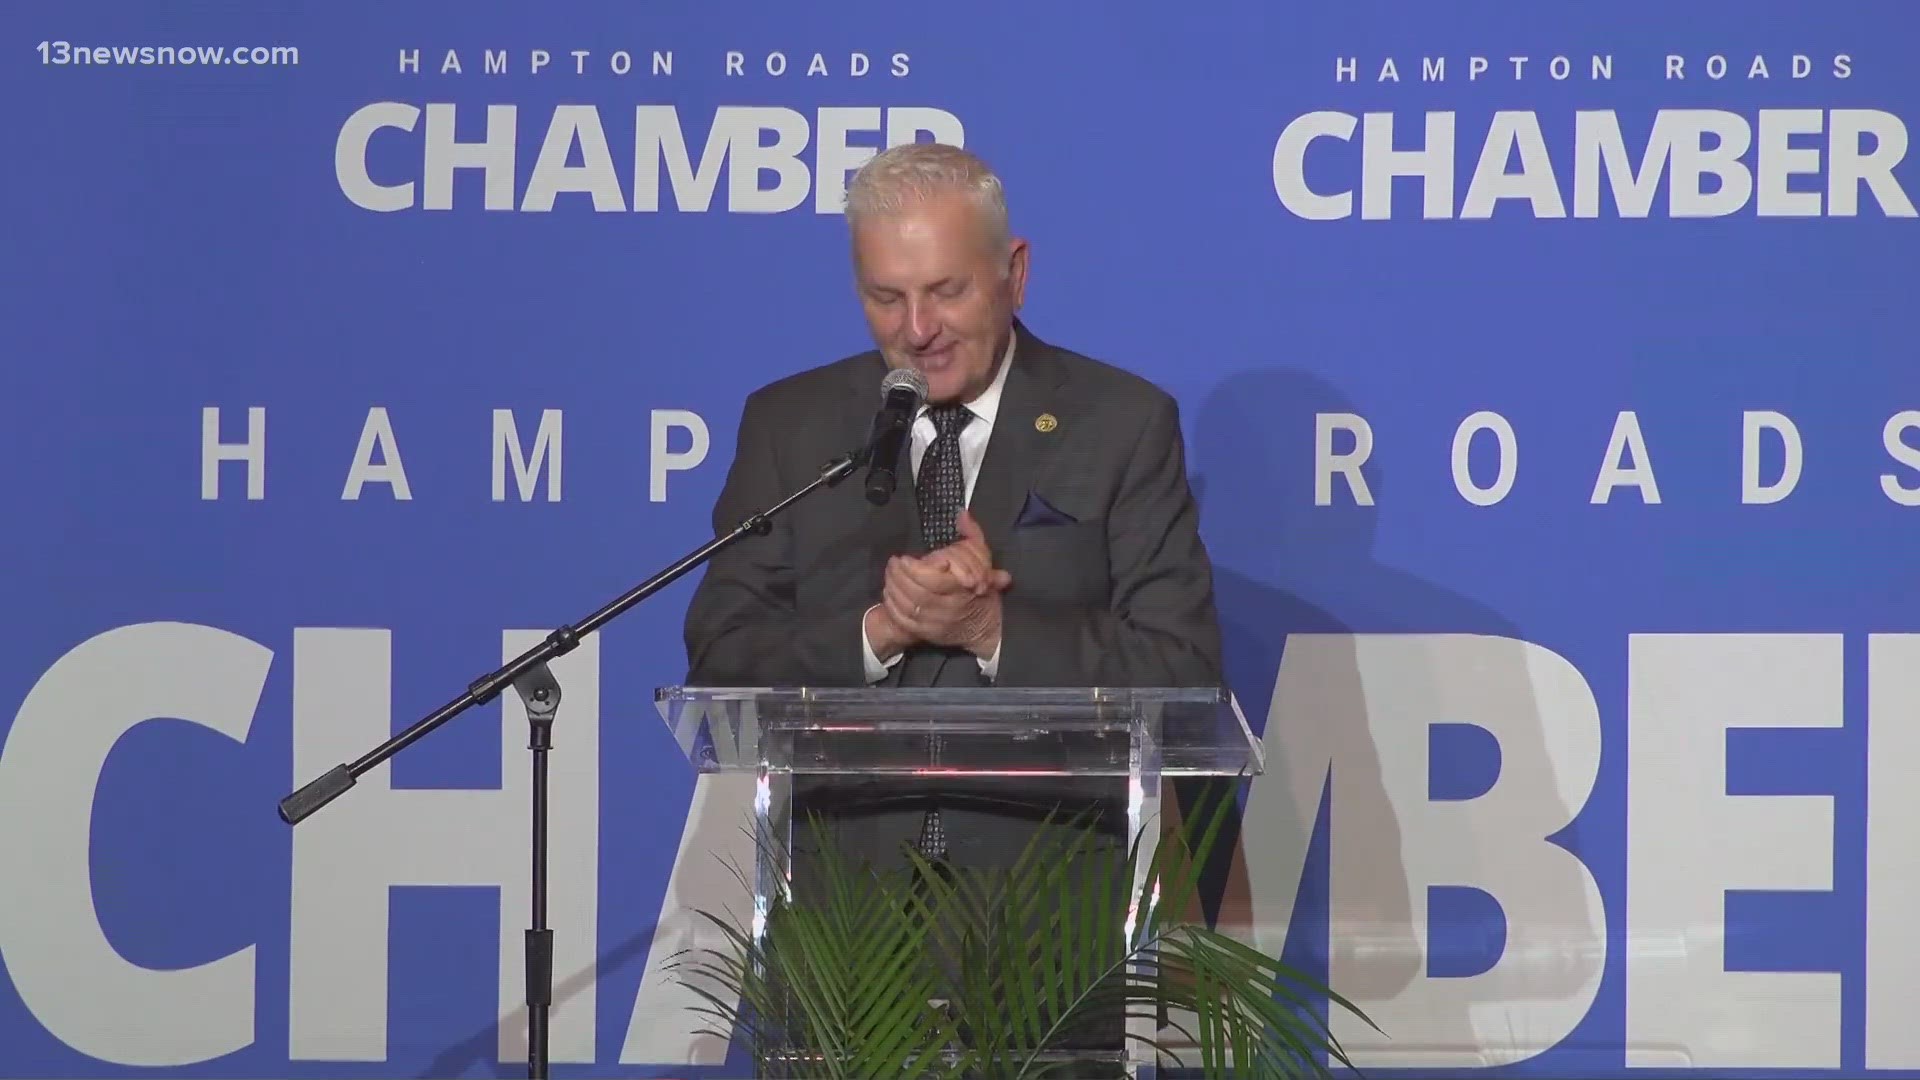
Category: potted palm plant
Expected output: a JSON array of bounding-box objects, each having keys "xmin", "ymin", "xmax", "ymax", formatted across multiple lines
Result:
[{"xmin": 670, "ymin": 786, "xmax": 1378, "ymax": 1078}]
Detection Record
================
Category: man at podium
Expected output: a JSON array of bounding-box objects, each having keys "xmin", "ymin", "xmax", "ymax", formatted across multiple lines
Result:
[
  {"xmin": 683, "ymin": 139, "xmax": 1220, "ymax": 701},
  {"xmin": 680, "ymin": 141, "xmax": 1226, "ymax": 977}
]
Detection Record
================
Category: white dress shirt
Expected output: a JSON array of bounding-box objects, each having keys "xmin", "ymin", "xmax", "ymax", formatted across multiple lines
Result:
[{"xmin": 861, "ymin": 331, "xmax": 1017, "ymax": 683}]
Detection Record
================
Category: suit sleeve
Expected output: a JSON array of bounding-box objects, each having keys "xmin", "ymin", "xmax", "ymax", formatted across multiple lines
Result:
[
  {"xmin": 681, "ymin": 391, "xmax": 873, "ymax": 687},
  {"xmin": 993, "ymin": 391, "xmax": 1223, "ymax": 688}
]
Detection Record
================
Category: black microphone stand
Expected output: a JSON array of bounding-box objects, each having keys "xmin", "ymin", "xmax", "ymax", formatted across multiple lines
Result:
[{"xmin": 277, "ymin": 444, "xmax": 866, "ymax": 1080}]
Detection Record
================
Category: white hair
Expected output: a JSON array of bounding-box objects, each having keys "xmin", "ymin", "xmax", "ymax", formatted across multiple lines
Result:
[{"xmin": 843, "ymin": 142, "xmax": 1011, "ymax": 256}]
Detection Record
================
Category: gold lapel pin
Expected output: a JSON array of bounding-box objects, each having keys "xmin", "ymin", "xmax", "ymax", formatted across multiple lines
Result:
[{"xmin": 1034, "ymin": 413, "xmax": 1058, "ymax": 433}]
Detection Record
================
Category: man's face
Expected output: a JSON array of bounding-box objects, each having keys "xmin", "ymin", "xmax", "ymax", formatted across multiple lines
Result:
[{"xmin": 851, "ymin": 193, "xmax": 1028, "ymax": 405}]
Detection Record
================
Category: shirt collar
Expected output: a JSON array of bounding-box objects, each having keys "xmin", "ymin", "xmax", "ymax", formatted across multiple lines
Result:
[{"xmin": 923, "ymin": 328, "xmax": 1015, "ymax": 427}]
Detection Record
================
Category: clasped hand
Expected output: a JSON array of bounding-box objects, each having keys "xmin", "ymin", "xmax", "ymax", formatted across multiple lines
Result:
[{"xmin": 875, "ymin": 509, "xmax": 1010, "ymax": 659}]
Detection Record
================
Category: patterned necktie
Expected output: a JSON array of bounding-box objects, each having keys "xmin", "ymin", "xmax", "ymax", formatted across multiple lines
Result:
[
  {"xmin": 917, "ymin": 404, "xmax": 972, "ymax": 549},
  {"xmin": 913, "ymin": 403, "xmax": 971, "ymax": 863}
]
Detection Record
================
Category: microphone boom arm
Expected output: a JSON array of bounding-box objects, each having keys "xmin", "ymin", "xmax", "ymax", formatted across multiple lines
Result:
[{"xmin": 278, "ymin": 443, "xmax": 862, "ymax": 823}]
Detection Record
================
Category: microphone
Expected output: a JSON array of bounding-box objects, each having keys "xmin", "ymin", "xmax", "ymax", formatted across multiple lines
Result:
[{"xmin": 864, "ymin": 367, "xmax": 927, "ymax": 505}]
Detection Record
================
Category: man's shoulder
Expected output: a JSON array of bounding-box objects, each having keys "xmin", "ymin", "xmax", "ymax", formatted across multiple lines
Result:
[
  {"xmin": 742, "ymin": 348, "xmax": 876, "ymax": 407},
  {"xmin": 1033, "ymin": 335, "xmax": 1180, "ymax": 418},
  {"xmin": 728, "ymin": 327, "xmax": 1182, "ymax": 420}
]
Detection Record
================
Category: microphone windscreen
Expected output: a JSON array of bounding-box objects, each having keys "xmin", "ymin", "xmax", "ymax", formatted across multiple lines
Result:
[{"xmin": 880, "ymin": 366, "xmax": 928, "ymax": 406}]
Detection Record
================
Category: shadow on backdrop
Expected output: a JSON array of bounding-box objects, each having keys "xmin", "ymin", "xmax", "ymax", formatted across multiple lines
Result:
[{"xmin": 1183, "ymin": 368, "xmax": 1602, "ymax": 1067}]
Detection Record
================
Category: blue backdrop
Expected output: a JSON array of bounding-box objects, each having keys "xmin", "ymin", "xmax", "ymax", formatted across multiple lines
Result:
[{"xmin": 5, "ymin": 1, "xmax": 1918, "ymax": 1076}]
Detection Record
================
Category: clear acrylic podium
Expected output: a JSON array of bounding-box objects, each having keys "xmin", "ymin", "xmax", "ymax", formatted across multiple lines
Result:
[{"xmin": 654, "ymin": 685, "xmax": 1263, "ymax": 1077}]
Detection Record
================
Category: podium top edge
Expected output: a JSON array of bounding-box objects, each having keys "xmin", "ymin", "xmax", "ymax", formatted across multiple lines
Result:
[{"xmin": 654, "ymin": 685, "xmax": 1235, "ymax": 702}]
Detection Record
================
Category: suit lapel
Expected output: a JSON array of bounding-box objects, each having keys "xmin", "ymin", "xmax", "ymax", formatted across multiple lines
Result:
[
  {"xmin": 968, "ymin": 324, "xmax": 1066, "ymax": 556},
  {"xmin": 879, "ymin": 442, "xmax": 928, "ymax": 555}
]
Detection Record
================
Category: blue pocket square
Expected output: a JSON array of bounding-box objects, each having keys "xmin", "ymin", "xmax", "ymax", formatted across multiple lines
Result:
[{"xmin": 1015, "ymin": 491, "xmax": 1077, "ymax": 528}]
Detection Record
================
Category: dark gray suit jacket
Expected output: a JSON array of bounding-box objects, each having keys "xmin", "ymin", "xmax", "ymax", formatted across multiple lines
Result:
[{"xmin": 683, "ymin": 320, "xmax": 1222, "ymax": 690}]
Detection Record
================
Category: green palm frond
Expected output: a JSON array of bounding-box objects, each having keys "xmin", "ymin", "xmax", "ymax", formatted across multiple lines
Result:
[
  {"xmin": 671, "ymin": 784, "xmax": 1380, "ymax": 1079},
  {"xmin": 668, "ymin": 822, "xmax": 971, "ymax": 1079}
]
